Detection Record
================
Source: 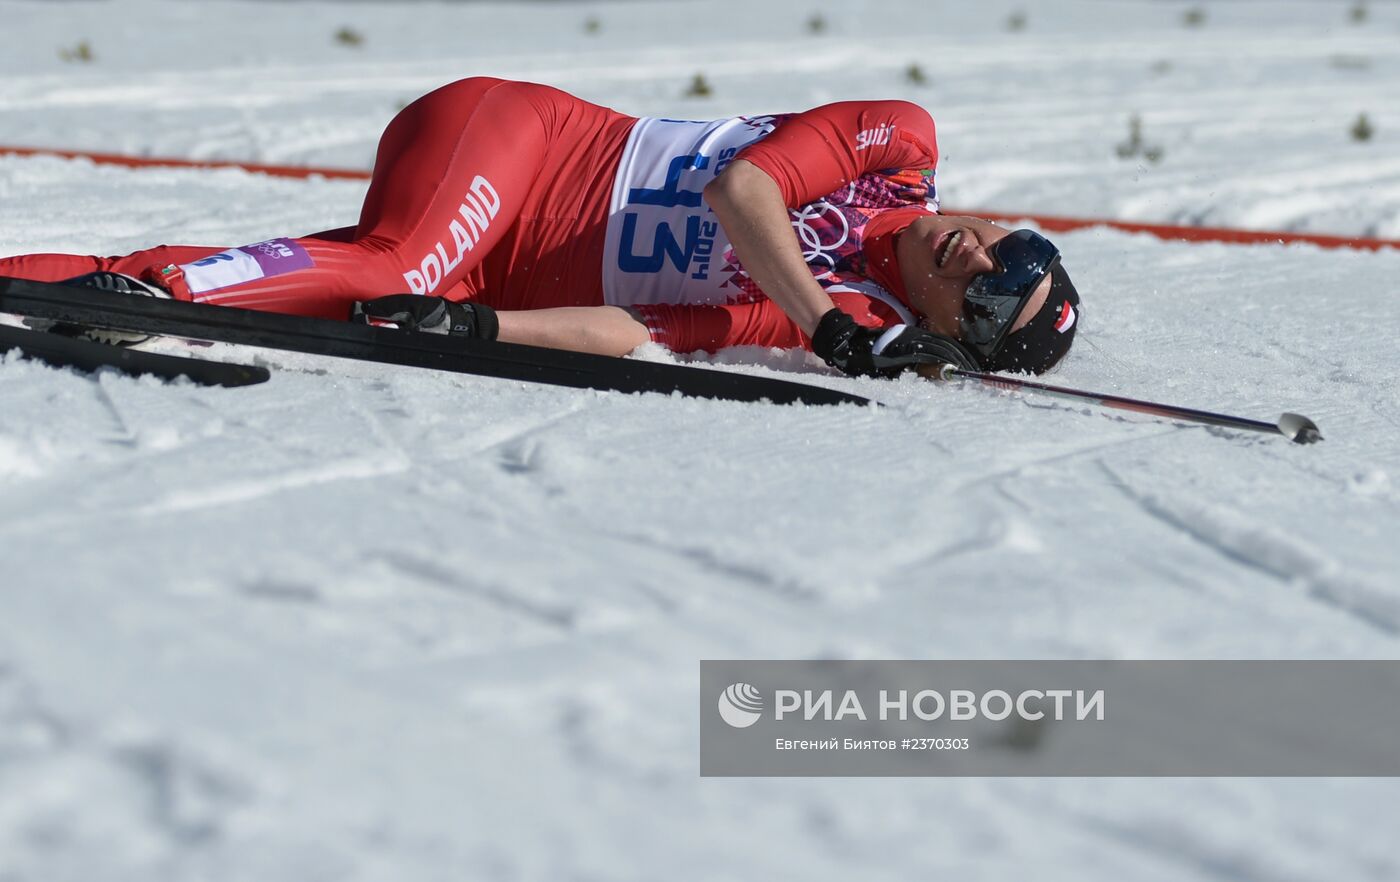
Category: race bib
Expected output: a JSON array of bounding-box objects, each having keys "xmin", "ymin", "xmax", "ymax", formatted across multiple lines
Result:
[{"xmin": 601, "ymin": 116, "xmax": 778, "ymax": 307}]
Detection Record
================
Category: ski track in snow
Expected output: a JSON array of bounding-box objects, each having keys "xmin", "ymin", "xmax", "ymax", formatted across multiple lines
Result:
[
  {"xmin": 1101, "ymin": 460, "xmax": 1400, "ymax": 636},
  {"xmin": 4, "ymin": 1, "xmax": 1400, "ymax": 880}
]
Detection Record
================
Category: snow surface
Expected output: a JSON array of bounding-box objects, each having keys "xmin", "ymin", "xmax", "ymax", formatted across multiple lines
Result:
[{"xmin": 2, "ymin": 1, "xmax": 1399, "ymax": 879}]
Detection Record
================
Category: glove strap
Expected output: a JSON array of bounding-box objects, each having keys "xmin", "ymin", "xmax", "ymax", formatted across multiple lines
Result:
[
  {"xmin": 811, "ymin": 308, "xmax": 858, "ymax": 368},
  {"xmin": 869, "ymin": 324, "xmax": 910, "ymax": 357},
  {"xmin": 468, "ymin": 302, "xmax": 499, "ymax": 341}
]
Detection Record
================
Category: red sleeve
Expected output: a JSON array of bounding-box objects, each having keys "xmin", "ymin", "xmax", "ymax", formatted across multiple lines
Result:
[
  {"xmin": 635, "ymin": 291, "xmax": 903, "ymax": 354},
  {"xmin": 734, "ymin": 101, "xmax": 938, "ymax": 208}
]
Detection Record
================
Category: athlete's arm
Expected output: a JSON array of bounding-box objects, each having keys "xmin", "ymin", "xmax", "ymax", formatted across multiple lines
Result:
[
  {"xmin": 635, "ymin": 290, "xmax": 899, "ymax": 353},
  {"xmin": 704, "ymin": 159, "xmax": 835, "ymax": 338},
  {"xmin": 497, "ymin": 289, "xmax": 899, "ymax": 358},
  {"xmin": 351, "ymin": 293, "xmax": 651, "ymax": 356},
  {"xmin": 356, "ymin": 289, "xmax": 899, "ymax": 363},
  {"xmin": 705, "ymin": 101, "xmax": 940, "ymax": 339},
  {"xmin": 496, "ymin": 306, "xmax": 651, "ymax": 356}
]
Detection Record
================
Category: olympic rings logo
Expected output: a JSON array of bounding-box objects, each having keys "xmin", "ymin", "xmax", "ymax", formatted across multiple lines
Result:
[
  {"xmin": 789, "ymin": 188, "xmax": 855, "ymax": 270},
  {"xmin": 249, "ymin": 240, "xmax": 295, "ymax": 260}
]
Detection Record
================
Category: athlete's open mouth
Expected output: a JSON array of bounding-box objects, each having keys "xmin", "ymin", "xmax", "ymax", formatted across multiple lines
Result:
[{"xmin": 936, "ymin": 230, "xmax": 964, "ymax": 269}]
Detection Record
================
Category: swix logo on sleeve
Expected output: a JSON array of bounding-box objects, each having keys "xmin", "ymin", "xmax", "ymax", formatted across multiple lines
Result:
[
  {"xmin": 402, "ymin": 175, "xmax": 500, "ymax": 295},
  {"xmin": 855, "ymin": 124, "xmax": 895, "ymax": 151}
]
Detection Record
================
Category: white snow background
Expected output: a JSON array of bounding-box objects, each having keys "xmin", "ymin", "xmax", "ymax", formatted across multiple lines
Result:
[{"xmin": 2, "ymin": 0, "xmax": 1399, "ymax": 879}]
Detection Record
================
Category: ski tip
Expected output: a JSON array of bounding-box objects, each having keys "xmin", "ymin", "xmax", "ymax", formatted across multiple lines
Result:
[{"xmin": 1278, "ymin": 412, "xmax": 1323, "ymax": 444}]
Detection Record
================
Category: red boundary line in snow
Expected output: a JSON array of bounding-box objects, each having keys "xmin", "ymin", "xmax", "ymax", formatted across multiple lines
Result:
[
  {"xmin": 5, "ymin": 144, "xmax": 1399, "ymax": 252},
  {"xmin": 0, "ymin": 145, "xmax": 373, "ymax": 181},
  {"xmin": 946, "ymin": 208, "xmax": 1400, "ymax": 253}
]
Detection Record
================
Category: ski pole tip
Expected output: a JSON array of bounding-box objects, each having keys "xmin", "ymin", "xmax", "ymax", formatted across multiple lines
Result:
[
  {"xmin": 1278, "ymin": 412, "xmax": 1323, "ymax": 444},
  {"xmin": 914, "ymin": 362, "xmax": 960, "ymax": 382}
]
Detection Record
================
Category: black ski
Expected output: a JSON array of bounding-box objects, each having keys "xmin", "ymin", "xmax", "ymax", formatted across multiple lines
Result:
[
  {"xmin": 0, "ymin": 323, "xmax": 269, "ymax": 387},
  {"xmin": 0, "ymin": 277, "xmax": 870, "ymax": 406}
]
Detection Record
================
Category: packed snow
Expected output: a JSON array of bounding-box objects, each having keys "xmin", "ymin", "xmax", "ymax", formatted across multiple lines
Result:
[{"xmin": 2, "ymin": 1, "xmax": 1399, "ymax": 879}]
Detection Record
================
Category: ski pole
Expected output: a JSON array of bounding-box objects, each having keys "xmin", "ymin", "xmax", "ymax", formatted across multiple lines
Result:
[{"xmin": 924, "ymin": 364, "xmax": 1323, "ymax": 444}]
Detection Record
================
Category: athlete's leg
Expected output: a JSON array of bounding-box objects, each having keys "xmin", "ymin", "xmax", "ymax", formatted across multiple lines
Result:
[
  {"xmin": 0, "ymin": 245, "xmax": 249, "ymax": 286},
  {"xmin": 0, "ymin": 227, "xmax": 366, "ymax": 315},
  {"xmin": 0, "ymin": 227, "xmax": 362, "ymax": 297},
  {"xmin": 0, "ymin": 252, "xmax": 107, "ymax": 282},
  {"xmin": 0, "ymin": 235, "xmax": 474, "ymax": 319},
  {"xmin": 3, "ymin": 78, "xmax": 554, "ymax": 319},
  {"xmin": 159, "ymin": 78, "xmax": 552, "ymax": 317}
]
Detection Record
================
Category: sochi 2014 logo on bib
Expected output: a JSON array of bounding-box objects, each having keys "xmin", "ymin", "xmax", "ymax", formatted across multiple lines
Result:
[{"xmin": 181, "ymin": 238, "xmax": 314, "ymax": 297}]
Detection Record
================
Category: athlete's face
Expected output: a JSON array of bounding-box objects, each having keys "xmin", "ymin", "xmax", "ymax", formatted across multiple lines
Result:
[{"xmin": 896, "ymin": 215, "xmax": 1051, "ymax": 340}]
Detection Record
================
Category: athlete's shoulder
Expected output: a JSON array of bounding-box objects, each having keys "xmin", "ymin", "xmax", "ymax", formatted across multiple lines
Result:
[
  {"xmin": 789, "ymin": 98, "xmax": 934, "ymax": 125},
  {"xmin": 774, "ymin": 99, "xmax": 936, "ymax": 155}
]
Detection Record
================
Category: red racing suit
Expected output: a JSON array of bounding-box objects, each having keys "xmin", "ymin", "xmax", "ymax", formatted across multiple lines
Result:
[{"xmin": 0, "ymin": 78, "xmax": 941, "ymax": 353}]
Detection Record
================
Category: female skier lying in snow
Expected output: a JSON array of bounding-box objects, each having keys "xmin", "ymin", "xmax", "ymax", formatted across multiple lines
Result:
[{"xmin": 0, "ymin": 77, "xmax": 1079, "ymax": 378}]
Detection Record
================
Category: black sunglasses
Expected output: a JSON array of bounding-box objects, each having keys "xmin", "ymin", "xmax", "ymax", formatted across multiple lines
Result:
[{"xmin": 958, "ymin": 229, "xmax": 1061, "ymax": 362}]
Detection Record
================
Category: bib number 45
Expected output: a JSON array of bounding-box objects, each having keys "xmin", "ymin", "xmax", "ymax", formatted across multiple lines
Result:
[{"xmin": 618, "ymin": 152, "xmax": 717, "ymax": 275}]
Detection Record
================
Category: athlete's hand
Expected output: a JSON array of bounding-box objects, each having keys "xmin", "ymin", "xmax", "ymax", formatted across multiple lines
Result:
[
  {"xmin": 351, "ymin": 295, "xmax": 498, "ymax": 340},
  {"xmin": 810, "ymin": 308, "xmax": 979, "ymax": 378}
]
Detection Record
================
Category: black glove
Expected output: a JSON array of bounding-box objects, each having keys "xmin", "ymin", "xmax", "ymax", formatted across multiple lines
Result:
[
  {"xmin": 350, "ymin": 294, "xmax": 498, "ymax": 340},
  {"xmin": 810, "ymin": 308, "xmax": 979, "ymax": 378}
]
